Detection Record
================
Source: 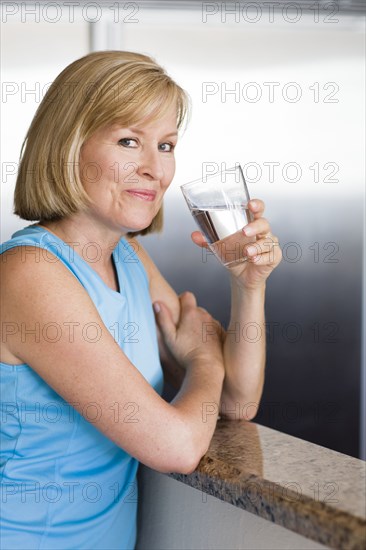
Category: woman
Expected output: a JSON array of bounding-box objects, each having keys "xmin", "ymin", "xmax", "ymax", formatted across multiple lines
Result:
[{"xmin": 0, "ymin": 51, "xmax": 281, "ymax": 548}]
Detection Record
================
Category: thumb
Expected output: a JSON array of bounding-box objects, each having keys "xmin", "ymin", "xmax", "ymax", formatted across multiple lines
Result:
[
  {"xmin": 153, "ymin": 301, "xmax": 176, "ymax": 344},
  {"xmin": 191, "ymin": 231, "xmax": 209, "ymax": 249}
]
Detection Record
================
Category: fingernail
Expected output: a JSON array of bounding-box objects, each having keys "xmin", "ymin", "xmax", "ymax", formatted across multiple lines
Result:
[
  {"xmin": 243, "ymin": 226, "xmax": 253, "ymax": 236},
  {"xmin": 153, "ymin": 303, "xmax": 161, "ymax": 313},
  {"xmin": 250, "ymin": 200, "xmax": 258, "ymax": 210}
]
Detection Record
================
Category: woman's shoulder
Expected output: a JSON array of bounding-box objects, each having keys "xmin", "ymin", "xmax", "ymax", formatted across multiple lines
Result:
[
  {"xmin": 1, "ymin": 225, "xmax": 93, "ymax": 293},
  {"xmin": 1, "ymin": 235, "xmax": 92, "ymax": 313},
  {"xmin": 0, "ymin": 238, "xmax": 95, "ymax": 366},
  {"xmin": 1, "ymin": 225, "xmax": 52, "ymax": 285},
  {"xmin": 0, "ymin": 225, "xmax": 97, "ymax": 322},
  {"xmin": 1, "ymin": 224, "xmax": 63, "ymax": 264}
]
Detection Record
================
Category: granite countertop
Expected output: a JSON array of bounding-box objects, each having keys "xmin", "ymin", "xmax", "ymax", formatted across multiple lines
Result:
[{"xmin": 169, "ymin": 420, "xmax": 366, "ymax": 550}]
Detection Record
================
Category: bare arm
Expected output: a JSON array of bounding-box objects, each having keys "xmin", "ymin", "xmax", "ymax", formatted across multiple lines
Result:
[
  {"xmin": 126, "ymin": 196, "xmax": 282, "ymax": 422},
  {"xmin": 216, "ymin": 199, "xmax": 282, "ymax": 419},
  {"xmin": 1, "ymin": 247, "xmax": 224, "ymax": 475},
  {"xmin": 220, "ymin": 280, "xmax": 266, "ymax": 419}
]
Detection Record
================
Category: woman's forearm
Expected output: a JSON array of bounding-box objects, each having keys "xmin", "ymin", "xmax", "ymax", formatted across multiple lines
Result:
[
  {"xmin": 221, "ymin": 279, "xmax": 266, "ymax": 420},
  {"xmin": 170, "ymin": 355, "xmax": 225, "ymax": 458},
  {"xmin": 157, "ymin": 325, "xmax": 185, "ymax": 390},
  {"xmin": 159, "ymin": 281, "xmax": 267, "ymax": 418}
]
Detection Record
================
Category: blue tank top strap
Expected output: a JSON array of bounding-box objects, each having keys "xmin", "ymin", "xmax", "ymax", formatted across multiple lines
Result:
[{"xmin": 1, "ymin": 224, "xmax": 149, "ymax": 293}]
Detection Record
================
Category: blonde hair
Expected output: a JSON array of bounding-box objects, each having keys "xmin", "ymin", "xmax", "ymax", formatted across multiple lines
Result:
[{"xmin": 14, "ymin": 50, "xmax": 190, "ymax": 236}]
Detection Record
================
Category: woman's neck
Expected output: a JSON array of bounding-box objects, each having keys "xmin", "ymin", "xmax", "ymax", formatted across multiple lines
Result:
[{"xmin": 37, "ymin": 213, "xmax": 127, "ymax": 272}]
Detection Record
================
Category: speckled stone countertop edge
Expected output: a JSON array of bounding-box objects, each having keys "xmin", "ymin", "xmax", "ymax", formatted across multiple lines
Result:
[
  {"xmin": 167, "ymin": 420, "xmax": 366, "ymax": 550},
  {"xmin": 168, "ymin": 470, "xmax": 365, "ymax": 550}
]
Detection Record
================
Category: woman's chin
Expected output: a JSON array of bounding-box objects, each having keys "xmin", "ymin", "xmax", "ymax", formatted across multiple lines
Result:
[{"xmin": 122, "ymin": 218, "xmax": 154, "ymax": 233}]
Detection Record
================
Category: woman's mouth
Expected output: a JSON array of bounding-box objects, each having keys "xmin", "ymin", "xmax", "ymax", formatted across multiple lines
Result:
[{"xmin": 125, "ymin": 189, "xmax": 157, "ymax": 202}]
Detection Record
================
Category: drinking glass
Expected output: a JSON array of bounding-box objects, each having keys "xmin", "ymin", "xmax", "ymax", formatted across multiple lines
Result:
[{"xmin": 180, "ymin": 165, "xmax": 256, "ymax": 268}]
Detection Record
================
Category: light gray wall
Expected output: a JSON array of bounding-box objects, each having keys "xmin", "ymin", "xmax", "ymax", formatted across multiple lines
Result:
[{"xmin": 136, "ymin": 465, "xmax": 328, "ymax": 550}]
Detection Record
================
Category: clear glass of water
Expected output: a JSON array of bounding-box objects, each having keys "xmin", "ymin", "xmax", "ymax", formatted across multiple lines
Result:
[{"xmin": 180, "ymin": 165, "xmax": 255, "ymax": 268}]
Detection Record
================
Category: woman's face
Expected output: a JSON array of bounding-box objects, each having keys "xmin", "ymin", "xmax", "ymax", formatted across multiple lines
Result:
[{"xmin": 79, "ymin": 106, "xmax": 178, "ymax": 234}]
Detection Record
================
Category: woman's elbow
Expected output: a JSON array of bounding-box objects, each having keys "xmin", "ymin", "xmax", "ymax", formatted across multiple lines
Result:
[
  {"xmin": 153, "ymin": 447, "xmax": 203, "ymax": 475},
  {"xmin": 220, "ymin": 395, "xmax": 261, "ymax": 421},
  {"xmin": 147, "ymin": 424, "xmax": 206, "ymax": 476}
]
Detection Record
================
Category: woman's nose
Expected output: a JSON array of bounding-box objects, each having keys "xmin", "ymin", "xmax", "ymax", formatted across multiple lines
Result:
[{"xmin": 138, "ymin": 148, "xmax": 164, "ymax": 182}]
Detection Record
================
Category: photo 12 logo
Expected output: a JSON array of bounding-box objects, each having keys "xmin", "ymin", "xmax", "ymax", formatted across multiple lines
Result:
[
  {"xmin": 202, "ymin": 81, "xmax": 340, "ymax": 103},
  {"xmin": 201, "ymin": 2, "xmax": 340, "ymax": 24},
  {"xmin": 201, "ymin": 161, "xmax": 340, "ymax": 184},
  {"xmin": 1, "ymin": 2, "xmax": 140, "ymax": 24}
]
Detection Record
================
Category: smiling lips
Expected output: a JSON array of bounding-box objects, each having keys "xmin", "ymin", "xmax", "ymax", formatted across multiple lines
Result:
[{"xmin": 125, "ymin": 189, "xmax": 157, "ymax": 201}]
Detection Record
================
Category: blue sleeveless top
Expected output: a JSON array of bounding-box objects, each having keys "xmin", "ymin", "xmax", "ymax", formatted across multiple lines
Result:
[{"xmin": 0, "ymin": 224, "xmax": 164, "ymax": 549}]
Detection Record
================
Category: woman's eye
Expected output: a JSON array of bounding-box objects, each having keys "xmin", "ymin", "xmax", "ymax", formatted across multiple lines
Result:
[
  {"xmin": 159, "ymin": 142, "xmax": 175, "ymax": 152},
  {"xmin": 118, "ymin": 138, "xmax": 138, "ymax": 147}
]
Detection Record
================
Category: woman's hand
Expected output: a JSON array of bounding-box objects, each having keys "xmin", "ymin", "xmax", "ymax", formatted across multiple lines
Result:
[
  {"xmin": 153, "ymin": 291, "xmax": 224, "ymax": 371},
  {"xmin": 191, "ymin": 199, "xmax": 282, "ymax": 290}
]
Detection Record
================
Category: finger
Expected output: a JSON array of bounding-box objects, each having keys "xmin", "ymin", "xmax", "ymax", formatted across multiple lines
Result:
[
  {"xmin": 246, "ymin": 244, "xmax": 282, "ymax": 266},
  {"xmin": 242, "ymin": 217, "xmax": 271, "ymax": 239},
  {"xmin": 191, "ymin": 231, "xmax": 209, "ymax": 249},
  {"xmin": 248, "ymin": 199, "xmax": 265, "ymax": 220},
  {"xmin": 248, "ymin": 250, "xmax": 282, "ymax": 267},
  {"xmin": 153, "ymin": 301, "xmax": 176, "ymax": 342},
  {"xmin": 179, "ymin": 291, "xmax": 197, "ymax": 312},
  {"xmin": 245, "ymin": 235, "xmax": 279, "ymax": 257}
]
